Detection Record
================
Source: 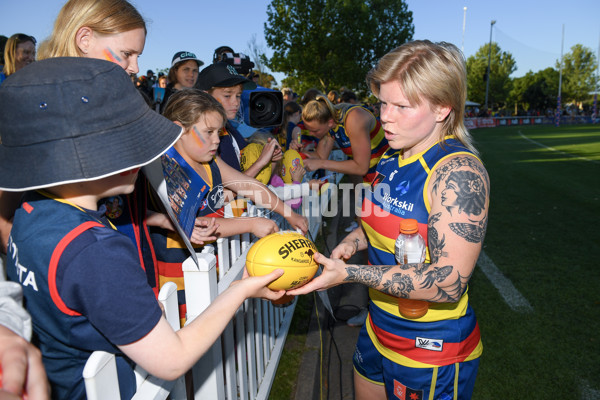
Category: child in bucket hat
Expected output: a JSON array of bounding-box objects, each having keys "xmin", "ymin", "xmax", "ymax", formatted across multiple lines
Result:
[{"xmin": 0, "ymin": 57, "xmax": 286, "ymax": 399}]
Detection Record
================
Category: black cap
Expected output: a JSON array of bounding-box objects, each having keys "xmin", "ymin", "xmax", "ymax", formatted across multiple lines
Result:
[{"xmin": 196, "ymin": 62, "xmax": 257, "ymax": 91}]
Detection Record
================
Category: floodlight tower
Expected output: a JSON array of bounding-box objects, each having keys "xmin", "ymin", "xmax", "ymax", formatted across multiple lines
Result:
[
  {"xmin": 462, "ymin": 7, "xmax": 467, "ymax": 54},
  {"xmin": 484, "ymin": 20, "xmax": 496, "ymax": 112}
]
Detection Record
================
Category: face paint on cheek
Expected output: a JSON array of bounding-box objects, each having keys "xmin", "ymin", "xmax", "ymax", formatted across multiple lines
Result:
[
  {"xmin": 103, "ymin": 47, "xmax": 122, "ymax": 63},
  {"xmin": 192, "ymin": 126, "xmax": 207, "ymax": 148}
]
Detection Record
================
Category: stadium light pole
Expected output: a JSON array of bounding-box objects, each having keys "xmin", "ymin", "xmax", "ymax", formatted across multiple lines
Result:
[
  {"xmin": 484, "ymin": 20, "xmax": 496, "ymax": 112},
  {"xmin": 462, "ymin": 7, "xmax": 467, "ymax": 54}
]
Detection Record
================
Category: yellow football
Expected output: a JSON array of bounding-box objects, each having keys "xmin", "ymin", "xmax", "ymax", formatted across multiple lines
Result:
[{"xmin": 246, "ymin": 231, "xmax": 318, "ymax": 290}]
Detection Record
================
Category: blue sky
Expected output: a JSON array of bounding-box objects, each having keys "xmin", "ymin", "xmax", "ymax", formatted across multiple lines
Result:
[{"xmin": 2, "ymin": 0, "xmax": 599, "ymax": 87}]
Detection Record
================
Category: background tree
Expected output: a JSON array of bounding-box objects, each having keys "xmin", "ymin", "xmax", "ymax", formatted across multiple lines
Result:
[
  {"xmin": 466, "ymin": 42, "xmax": 516, "ymax": 110},
  {"xmin": 264, "ymin": 0, "xmax": 413, "ymax": 95},
  {"xmin": 245, "ymin": 34, "xmax": 277, "ymax": 88},
  {"xmin": 508, "ymin": 68, "xmax": 559, "ymax": 115},
  {"xmin": 558, "ymin": 44, "xmax": 597, "ymax": 105}
]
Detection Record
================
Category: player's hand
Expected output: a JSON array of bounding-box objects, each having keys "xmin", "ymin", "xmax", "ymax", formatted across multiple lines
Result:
[
  {"xmin": 286, "ymin": 252, "xmax": 347, "ymax": 295},
  {"xmin": 302, "ymin": 158, "xmax": 323, "ymax": 172}
]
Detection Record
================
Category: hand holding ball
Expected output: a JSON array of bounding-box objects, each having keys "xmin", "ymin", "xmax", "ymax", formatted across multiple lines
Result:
[{"xmin": 246, "ymin": 231, "xmax": 318, "ymax": 290}]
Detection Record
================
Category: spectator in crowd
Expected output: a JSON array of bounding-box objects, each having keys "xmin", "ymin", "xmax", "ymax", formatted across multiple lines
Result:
[
  {"xmin": 281, "ymin": 87, "xmax": 294, "ymax": 103},
  {"xmin": 276, "ymin": 101, "xmax": 303, "ymax": 150},
  {"xmin": 0, "ymin": 279, "xmax": 49, "ymax": 399},
  {"xmin": 152, "ymin": 74, "xmax": 167, "ymax": 111},
  {"xmin": 146, "ymin": 89, "xmax": 308, "ymax": 320},
  {"xmin": 301, "ymin": 94, "xmax": 388, "ymax": 184},
  {"xmin": 160, "ymin": 51, "xmax": 204, "ymax": 113},
  {"xmin": 1, "ymin": 33, "xmax": 36, "ymax": 83},
  {"xmin": 327, "ymin": 89, "xmax": 340, "ymax": 104},
  {"xmin": 1, "ymin": 57, "xmax": 288, "ymax": 400},
  {"xmin": 196, "ymin": 62, "xmax": 282, "ymax": 177},
  {"xmin": 340, "ymin": 90, "xmax": 359, "ymax": 104},
  {"xmin": 289, "ymin": 40, "xmax": 489, "ymax": 400}
]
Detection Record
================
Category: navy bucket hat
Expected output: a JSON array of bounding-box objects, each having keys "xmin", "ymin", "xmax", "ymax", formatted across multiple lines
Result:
[{"xmin": 0, "ymin": 57, "xmax": 183, "ymax": 191}]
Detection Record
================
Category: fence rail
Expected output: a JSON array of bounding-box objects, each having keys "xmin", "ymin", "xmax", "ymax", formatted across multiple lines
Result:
[{"xmin": 84, "ymin": 151, "xmax": 345, "ymax": 400}]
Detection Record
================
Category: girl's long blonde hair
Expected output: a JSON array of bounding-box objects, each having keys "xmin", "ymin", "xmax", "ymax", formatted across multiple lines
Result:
[
  {"xmin": 38, "ymin": 0, "xmax": 146, "ymax": 60},
  {"xmin": 302, "ymin": 95, "xmax": 343, "ymax": 125}
]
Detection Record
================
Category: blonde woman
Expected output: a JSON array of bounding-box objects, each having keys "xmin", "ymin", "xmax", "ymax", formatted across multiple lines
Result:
[
  {"xmin": 302, "ymin": 94, "xmax": 388, "ymax": 184},
  {"xmin": 289, "ymin": 41, "xmax": 489, "ymax": 400},
  {"xmin": 1, "ymin": 33, "xmax": 36, "ymax": 82}
]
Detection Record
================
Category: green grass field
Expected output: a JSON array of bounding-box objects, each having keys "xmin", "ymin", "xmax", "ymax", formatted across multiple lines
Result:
[
  {"xmin": 273, "ymin": 124, "xmax": 600, "ymax": 399},
  {"xmin": 469, "ymin": 124, "xmax": 600, "ymax": 398}
]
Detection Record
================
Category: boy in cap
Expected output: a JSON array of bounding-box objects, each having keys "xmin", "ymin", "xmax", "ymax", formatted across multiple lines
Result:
[
  {"xmin": 0, "ymin": 57, "xmax": 285, "ymax": 399},
  {"xmin": 196, "ymin": 62, "xmax": 282, "ymax": 179}
]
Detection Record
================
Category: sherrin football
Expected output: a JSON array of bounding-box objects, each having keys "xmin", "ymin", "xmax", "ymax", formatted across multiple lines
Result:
[{"xmin": 246, "ymin": 231, "xmax": 318, "ymax": 290}]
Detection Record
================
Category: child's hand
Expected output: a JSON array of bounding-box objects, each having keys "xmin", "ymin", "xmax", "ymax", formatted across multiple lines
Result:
[
  {"xmin": 290, "ymin": 165, "xmax": 305, "ymax": 183},
  {"xmin": 308, "ymin": 179, "xmax": 324, "ymax": 191},
  {"xmin": 258, "ymin": 138, "xmax": 282, "ymax": 166},
  {"xmin": 250, "ymin": 218, "xmax": 279, "ymax": 238},
  {"xmin": 190, "ymin": 217, "xmax": 219, "ymax": 244},
  {"xmin": 237, "ymin": 267, "xmax": 286, "ymax": 301}
]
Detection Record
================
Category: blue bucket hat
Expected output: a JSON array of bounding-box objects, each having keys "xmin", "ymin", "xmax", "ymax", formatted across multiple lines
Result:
[{"xmin": 0, "ymin": 57, "xmax": 183, "ymax": 191}]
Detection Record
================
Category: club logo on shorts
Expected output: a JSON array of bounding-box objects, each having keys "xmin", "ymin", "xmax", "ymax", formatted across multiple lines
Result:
[
  {"xmin": 393, "ymin": 379, "xmax": 423, "ymax": 400},
  {"xmin": 415, "ymin": 337, "xmax": 443, "ymax": 352}
]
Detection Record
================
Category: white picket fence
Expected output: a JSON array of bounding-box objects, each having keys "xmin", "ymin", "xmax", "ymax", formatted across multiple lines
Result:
[{"xmin": 84, "ymin": 156, "xmax": 344, "ymax": 400}]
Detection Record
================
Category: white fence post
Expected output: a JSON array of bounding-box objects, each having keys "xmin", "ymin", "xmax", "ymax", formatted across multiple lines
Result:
[{"xmin": 182, "ymin": 252, "xmax": 226, "ymax": 400}]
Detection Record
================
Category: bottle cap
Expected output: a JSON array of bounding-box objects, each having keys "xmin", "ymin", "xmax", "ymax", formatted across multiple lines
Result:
[{"xmin": 399, "ymin": 218, "xmax": 418, "ymax": 234}]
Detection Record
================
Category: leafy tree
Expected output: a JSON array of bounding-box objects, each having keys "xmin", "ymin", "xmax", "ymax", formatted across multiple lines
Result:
[
  {"xmin": 557, "ymin": 44, "xmax": 597, "ymax": 104},
  {"xmin": 508, "ymin": 68, "xmax": 559, "ymax": 114},
  {"xmin": 264, "ymin": 0, "xmax": 414, "ymax": 95},
  {"xmin": 466, "ymin": 42, "xmax": 516, "ymax": 110}
]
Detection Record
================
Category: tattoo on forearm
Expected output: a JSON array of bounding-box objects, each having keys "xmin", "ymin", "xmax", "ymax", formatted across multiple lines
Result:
[
  {"xmin": 427, "ymin": 272, "xmax": 468, "ymax": 303},
  {"xmin": 344, "ymin": 265, "xmax": 392, "ymax": 287},
  {"xmin": 382, "ymin": 273, "xmax": 414, "ymax": 298},
  {"xmin": 428, "ymin": 212, "xmax": 448, "ymax": 263},
  {"xmin": 421, "ymin": 265, "xmax": 453, "ymax": 289}
]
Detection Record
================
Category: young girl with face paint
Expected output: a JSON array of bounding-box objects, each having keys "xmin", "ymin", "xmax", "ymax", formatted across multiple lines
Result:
[{"xmin": 153, "ymin": 89, "xmax": 308, "ymax": 322}]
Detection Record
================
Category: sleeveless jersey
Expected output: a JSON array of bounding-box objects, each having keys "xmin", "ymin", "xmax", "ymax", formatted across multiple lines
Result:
[
  {"xmin": 151, "ymin": 155, "xmax": 225, "ymax": 325},
  {"xmin": 361, "ymin": 138, "xmax": 483, "ymax": 367},
  {"xmin": 329, "ymin": 104, "xmax": 388, "ymax": 182},
  {"xmin": 6, "ymin": 191, "xmax": 151, "ymax": 399}
]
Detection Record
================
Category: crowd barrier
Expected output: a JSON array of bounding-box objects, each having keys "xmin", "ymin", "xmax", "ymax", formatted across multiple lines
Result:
[
  {"xmin": 466, "ymin": 115, "xmax": 596, "ymax": 129},
  {"xmin": 83, "ymin": 151, "xmax": 346, "ymax": 400}
]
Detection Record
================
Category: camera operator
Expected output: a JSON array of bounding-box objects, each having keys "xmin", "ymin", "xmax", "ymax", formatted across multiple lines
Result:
[{"xmin": 196, "ymin": 62, "xmax": 282, "ymax": 179}]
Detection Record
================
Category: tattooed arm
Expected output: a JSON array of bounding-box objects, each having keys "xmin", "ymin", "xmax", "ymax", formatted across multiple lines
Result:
[{"xmin": 288, "ymin": 155, "xmax": 490, "ymax": 303}]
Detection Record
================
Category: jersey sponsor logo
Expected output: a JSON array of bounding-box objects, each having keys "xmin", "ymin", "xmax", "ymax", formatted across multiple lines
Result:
[
  {"xmin": 395, "ymin": 180, "xmax": 409, "ymax": 196},
  {"xmin": 393, "ymin": 379, "xmax": 423, "ymax": 400},
  {"xmin": 381, "ymin": 192, "xmax": 414, "ymax": 212},
  {"xmin": 415, "ymin": 336, "xmax": 443, "ymax": 352}
]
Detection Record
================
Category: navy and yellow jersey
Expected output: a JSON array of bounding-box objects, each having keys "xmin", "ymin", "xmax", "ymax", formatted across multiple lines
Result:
[
  {"xmin": 296, "ymin": 121, "xmax": 320, "ymax": 151},
  {"xmin": 329, "ymin": 104, "xmax": 388, "ymax": 183},
  {"xmin": 8, "ymin": 190, "xmax": 160, "ymax": 399},
  {"xmin": 360, "ymin": 138, "xmax": 483, "ymax": 367},
  {"xmin": 150, "ymin": 157, "xmax": 224, "ymax": 325}
]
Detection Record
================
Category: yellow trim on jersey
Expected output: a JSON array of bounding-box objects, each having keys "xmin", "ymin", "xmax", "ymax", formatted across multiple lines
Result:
[
  {"xmin": 429, "ymin": 367, "xmax": 439, "ymax": 400},
  {"xmin": 166, "ymin": 230, "xmax": 203, "ymax": 249},
  {"xmin": 366, "ymin": 314, "xmax": 484, "ymax": 368},
  {"xmin": 37, "ymin": 190, "xmax": 117, "ymax": 230},
  {"xmin": 369, "ymin": 288, "xmax": 469, "ymax": 322},
  {"xmin": 159, "ymin": 274, "xmax": 184, "ymax": 291}
]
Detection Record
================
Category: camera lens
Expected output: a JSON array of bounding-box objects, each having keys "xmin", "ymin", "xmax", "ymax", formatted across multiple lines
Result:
[{"xmin": 250, "ymin": 92, "xmax": 282, "ymax": 126}]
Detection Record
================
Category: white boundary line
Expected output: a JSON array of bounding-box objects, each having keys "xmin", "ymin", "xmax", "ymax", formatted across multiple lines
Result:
[
  {"xmin": 580, "ymin": 379, "xmax": 600, "ymax": 400},
  {"xmin": 518, "ymin": 130, "xmax": 600, "ymax": 164},
  {"xmin": 477, "ymin": 250, "xmax": 533, "ymax": 313}
]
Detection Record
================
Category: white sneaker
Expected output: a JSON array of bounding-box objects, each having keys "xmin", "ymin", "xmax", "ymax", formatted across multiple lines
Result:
[
  {"xmin": 344, "ymin": 221, "xmax": 359, "ymax": 232},
  {"xmin": 346, "ymin": 308, "xmax": 368, "ymax": 327}
]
